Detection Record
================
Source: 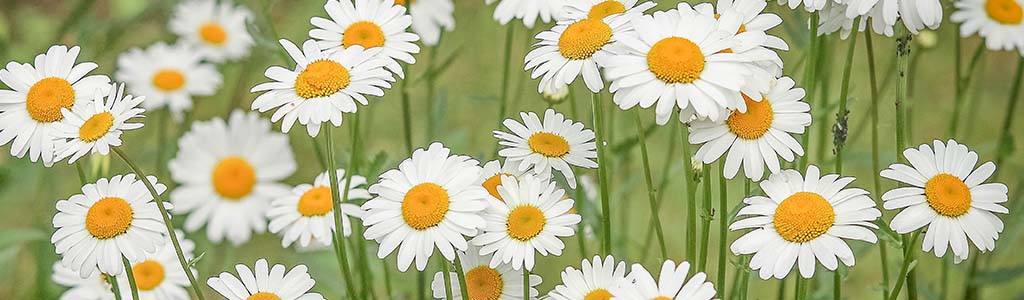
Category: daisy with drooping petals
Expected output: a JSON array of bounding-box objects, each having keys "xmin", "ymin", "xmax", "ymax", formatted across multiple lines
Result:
[
  {"xmin": 169, "ymin": 0, "xmax": 254, "ymax": 62},
  {"xmin": 486, "ymin": 0, "xmax": 565, "ymax": 28},
  {"xmin": 494, "ymin": 109, "xmax": 597, "ymax": 189},
  {"xmin": 309, "ymin": 0, "xmax": 420, "ymax": 78},
  {"xmin": 560, "ymin": 0, "xmax": 657, "ymax": 23},
  {"xmin": 168, "ymin": 110, "xmax": 296, "ymax": 246},
  {"xmin": 115, "ymin": 230, "xmax": 196, "ymax": 300},
  {"xmin": 689, "ymin": 77, "xmax": 810, "ymax": 181},
  {"xmin": 400, "ymin": 0, "xmax": 455, "ymax": 46},
  {"xmin": 0, "ymin": 45, "xmax": 110, "ymax": 166},
  {"xmin": 547, "ymin": 256, "xmax": 630, "ymax": 300},
  {"xmin": 53, "ymin": 83, "xmax": 145, "ymax": 164},
  {"xmin": 116, "ymin": 42, "xmax": 222, "ymax": 119},
  {"xmin": 881, "ymin": 139, "xmax": 1009, "ymax": 263},
  {"xmin": 952, "ymin": 0, "xmax": 1024, "ymax": 51},
  {"xmin": 268, "ymin": 169, "xmax": 369, "ymax": 248},
  {"xmin": 362, "ymin": 143, "xmax": 488, "ymax": 272},
  {"xmin": 51, "ymin": 174, "xmax": 169, "ymax": 277},
  {"xmin": 52, "ymin": 263, "xmax": 114, "ymax": 300},
  {"xmin": 611, "ymin": 260, "xmax": 718, "ymax": 300},
  {"xmin": 250, "ymin": 39, "xmax": 394, "ymax": 137},
  {"xmin": 472, "ymin": 174, "xmax": 581, "ymax": 270},
  {"xmin": 730, "ymin": 165, "xmax": 881, "ymax": 279},
  {"xmin": 430, "ymin": 244, "xmax": 543, "ymax": 300},
  {"xmin": 207, "ymin": 259, "xmax": 325, "ymax": 300}
]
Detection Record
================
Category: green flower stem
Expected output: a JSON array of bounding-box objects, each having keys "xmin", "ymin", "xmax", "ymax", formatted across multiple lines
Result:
[
  {"xmin": 418, "ymin": 271, "xmax": 427, "ymax": 300},
  {"xmin": 893, "ymin": 24, "xmax": 916, "ymax": 300},
  {"xmin": 698, "ymin": 167, "xmax": 712, "ymax": 270},
  {"xmin": 75, "ymin": 161, "xmax": 88, "ymax": 184},
  {"xmin": 321, "ymin": 124, "xmax": 360, "ymax": 300},
  {"xmin": 111, "ymin": 147, "xmax": 205, "ymax": 300},
  {"xmin": 716, "ymin": 162, "xmax": 728, "ymax": 293},
  {"xmin": 574, "ymin": 175, "xmax": 587, "ymax": 258},
  {"xmin": 949, "ymin": 38, "xmax": 986, "ymax": 136},
  {"xmin": 121, "ymin": 257, "xmax": 140, "ymax": 300},
  {"xmin": 592, "ymin": 92, "xmax": 613, "ymax": 255},
  {"xmin": 864, "ymin": 32, "xmax": 891, "ymax": 300},
  {"xmin": 452, "ymin": 255, "xmax": 470, "ymax": 300},
  {"xmin": 888, "ymin": 231, "xmax": 922, "ymax": 300},
  {"xmin": 492, "ymin": 25, "xmax": 517, "ymax": 157},
  {"xmin": 109, "ymin": 274, "xmax": 124, "ymax": 300},
  {"xmin": 642, "ymin": 120, "xmax": 679, "ymax": 261},
  {"xmin": 633, "ymin": 109, "xmax": 667, "ymax": 259},
  {"xmin": 341, "ymin": 111, "xmax": 369, "ymax": 298},
  {"xmin": 400, "ymin": 80, "xmax": 413, "ymax": 155},
  {"xmin": 834, "ymin": 17, "xmax": 860, "ymax": 175},
  {"xmin": 798, "ymin": 12, "xmax": 821, "ymax": 170},
  {"xmin": 794, "ymin": 277, "xmax": 806, "ymax": 300},
  {"xmin": 441, "ymin": 259, "xmax": 453, "ymax": 300},
  {"xmin": 681, "ymin": 127, "xmax": 697, "ymax": 263},
  {"xmin": 776, "ymin": 277, "xmax": 787, "ymax": 300},
  {"xmin": 523, "ymin": 269, "xmax": 531, "ymax": 300}
]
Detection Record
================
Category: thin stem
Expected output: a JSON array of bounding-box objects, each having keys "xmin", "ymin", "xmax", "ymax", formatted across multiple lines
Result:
[
  {"xmin": 865, "ymin": 32, "xmax": 891, "ymax": 300},
  {"xmin": 633, "ymin": 109, "xmax": 667, "ymax": 259},
  {"xmin": 888, "ymin": 231, "xmax": 922, "ymax": 300},
  {"xmin": 717, "ymin": 162, "xmax": 728, "ymax": 295},
  {"xmin": 121, "ymin": 258, "xmax": 140, "ymax": 300},
  {"xmin": 834, "ymin": 17, "xmax": 860, "ymax": 175},
  {"xmin": 794, "ymin": 277, "xmax": 804, "ymax": 300},
  {"xmin": 523, "ymin": 269, "xmax": 531, "ymax": 300},
  {"xmin": 894, "ymin": 24, "xmax": 916, "ymax": 300},
  {"xmin": 592, "ymin": 92, "xmax": 613, "ymax": 255},
  {"xmin": 441, "ymin": 260, "xmax": 453, "ymax": 300},
  {"xmin": 453, "ymin": 256, "xmax": 470, "ymax": 300},
  {"xmin": 108, "ymin": 274, "xmax": 124, "ymax": 300},
  {"xmin": 111, "ymin": 147, "xmax": 205, "ymax": 300},
  {"xmin": 492, "ymin": 25, "xmax": 517, "ymax": 156},
  {"xmin": 75, "ymin": 161, "xmax": 88, "ymax": 185},
  {"xmin": 834, "ymin": 270, "xmax": 842, "ymax": 300},
  {"xmin": 993, "ymin": 56, "xmax": 1024, "ymax": 179},
  {"xmin": 401, "ymin": 83, "xmax": 413, "ymax": 155},
  {"xmin": 799, "ymin": 12, "xmax": 821, "ymax": 170},
  {"xmin": 777, "ymin": 277, "xmax": 787, "ymax": 300},
  {"xmin": 681, "ymin": 127, "xmax": 697, "ymax": 263},
  {"xmin": 418, "ymin": 271, "xmax": 426, "ymax": 300},
  {"xmin": 322, "ymin": 124, "xmax": 360, "ymax": 300},
  {"xmin": 575, "ymin": 175, "xmax": 587, "ymax": 258},
  {"xmin": 698, "ymin": 167, "xmax": 712, "ymax": 270}
]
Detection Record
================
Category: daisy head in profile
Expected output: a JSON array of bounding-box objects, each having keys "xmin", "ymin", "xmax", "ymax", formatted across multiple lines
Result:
[
  {"xmin": 399, "ymin": 0, "xmax": 455, "ymax": 46},
  {"xmin": 169, "ymin": 0, "xmax": 254, "ymax": 62},
  {"xmin": 51, "ymin": 174, "xmax": 168, "ymax": 277},
  {"xmin": 268, "ymin": 169, "xmax": 369, "ymax": 248},
  {"xmin": 494, "ymin": 109, "xmax": 597, "ymax": 189},
  {"xmin": 115, "ymin": 230, "xmax": 196, "ymax": 300},
  {"xmin": 951, "ymin": 0, "xmax": 1024, "ymax": 51},
  {"xmin": 207, "ymin": 259, "xmax": 324, "ymax": 300},
  {"xmin": 611, "ymin": 260, "xmax": 718, "ymax": 300},
  {"xmin": 362, "ymin": 142, "xmax": 488, "ymax": 272},
  {"xmin": 472, "ymin": 174, "xmax": 581, "ymax": 270},
  {"xmin": 168, "ymin": 110, "xmax": 296, "ymax": 246},
  {"xmin": 881, "ymin": 139, "xmax": 1009, "ymax": 263},
  {"xmin": 251, "ymin": 39, "xmax": 394, "ymax": 137},
  {"xmin": 116, "ymin": 42, "xmax": 221, "ymax": 119},
  {"xmin": 730, "ymin": 165, "xmax": 881, "ymax": 279},
  {"xmin": 53, "ymin": 83, "xmax": 145, "ymax": 164},
  {"xmin": 486, "ymin": 0, "xmax": 565, "ymax": 28},
  {"xmin": 547, "ymin": 256, "xmax": 630, "ymax": 300},
  {"xmin": 430, "ymin": 244, "xmax": 542, "ymax": 300},
  {"xmin": 309, "ymin": 0, "xmax": 420, "ymax": 78},
  {"xmin": 0, "ymin": 45, "xmax": 110, "ymax": 166}
]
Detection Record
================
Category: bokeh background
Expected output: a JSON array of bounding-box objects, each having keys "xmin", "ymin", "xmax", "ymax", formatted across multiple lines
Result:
[{"xmin": 0, "ymin": 0, "xmax": 1022, "ymax": 299}]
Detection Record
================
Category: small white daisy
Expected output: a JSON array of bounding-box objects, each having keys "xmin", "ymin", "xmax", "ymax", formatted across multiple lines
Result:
[
  {"xmin": 116, "ymin": 42, "xmax": 222, "ymax": 119},
  {"xmin": 881, "ymin": 139, "xmax": 1009, "ymax": 263},
  {"xmin": 430, "ymin": 244, "xmax": 543, "ymax": 300},
  {"xmin": 168, "ymin": 110, "xmax": 296, "ymax": 246},
  {"xmin": 169, "ymin": 0, "xmax": 254, "ymax": 62},
  {"xmin": 472, "ymin": 174, "xmax": 581, "ymax": 270},
  {"xmin": 309, "ymin": 0, "xmax": 421, "ymax": 78},
  {"xmin": 610, "ymin": 260, "xmax": 718, "ymax": 300},
  {"xmin": 486, "ymin": 0, "xmax": 565, "ymax": 28},
  {"xmin": 730, "ymin": 165, "xmax": 881, "ymax": 279},
  {"xmin": 268, "ymin": 169, "xmax": 369, "ymax": 248},
  {"xmin": 362, "ymin": 142, "xmax": 488, "ymax": 272},
  {"xmin": 51, "ymin": 174, "xmax": 169, "ymax": 277},
  {"xmin": 559, "ymin": 0, "xmax": 658, "ymax": 23},
  {"xmin": 952, "ymin": 0, "xmax": 1024, "ymax": 51},
  {"xmin": 207, "ymin": 259, "xmax": 325, "ymax": 300},
  {"xmin": 52, "ymin": 263, "xmax": 114, "ymax": 300},
  {"xmin": 53, "ymin": 83, "xmax": 145, "ymax": 164},
  {"xmin": 250, "ymin": 39, "xmax": 394, "ymax": 137},
  {"xmin": 115, "ymin": 230, "xmax": 196, "ymax": 300},
  {"xmin": 547, "ymin": 255, "xmax": 630, "ymax": 300},
  {"xmin": 494, "ymin": 109, "xmax": 597, "ymax": 189},
  {"xmin": 402, "ymin": 0, "xmax": 456, "ymax": 46},
  {"xmin": 0, "ymin": 45, "xmax": 110, "ymax": 166}
]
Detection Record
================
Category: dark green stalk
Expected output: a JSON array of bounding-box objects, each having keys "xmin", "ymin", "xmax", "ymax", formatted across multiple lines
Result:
[
  {"xmin": 865, "ymin": 32, "xmax": 891, "ymax": 300},
  {"xmin": 888, "ymin": 231, "xmax": 922, "ymax": 300},
  {"xmin": 681, "ymin": 127, "xmax": 697, "ymax": 263},
  {"xmin": 698, "ymin": 167, "xmax": 712, "ymax": 270},
  {"xmin": 523, "ymin": 269, "xmax": 530, "ymax": 300},
  {"xmin": 441, "ymin": 260, "xmax": 453, "ymax": 300},
  {"xmin": 492, "ymin": 25, "xmax": 517, "ymax": 156},
  {"xmin": 592, "ymin": 92, "xmax": 613, "ymax": 255},
  {"xmin": 322, "ymin": 124, "xmax": 360, "ymax": 300},
  {"xmin": 834, "ymin": 17, "xmax": 860, "ymax": 176},
  {"xmin": 717, "ymin": 162, "xmax": 728, "ymax": 294},
  {"xmin": 452, "ymin": 256, "xmax": 470, "ymax": 299},
  {"xmin": 893, "ymin": 24, "xmax": 916, "ymax": 300},
  {"xmin": 633, "ymin": 109, "xmax": 667, "ymax": 259},
  {"xmin": 109, "ymin": 274, "xmax": 124, "ymax": 300},
  {"xmin": 121, "ymin": 258, "xmax": 140, "ymax": 300},
  {"xmin": 798, "ymin": 12, "xmax": 821, "ymax": 170}
]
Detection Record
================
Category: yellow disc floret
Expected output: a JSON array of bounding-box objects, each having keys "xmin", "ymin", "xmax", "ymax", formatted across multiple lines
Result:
[
  {"xmin": 294, "ymin": 60, "xmax": 351, "ymax": 99},
  {"xmin": 925, "ymin": 173, "xmax": 972, "ymax": 217},
  {"xmin": 986, "ymin": 0, "xmax": 1024, "ymax": 24},
  {"xmin": 401, "ymin": 183, "xmax": 450, "ymax": 230},
  {"xmin": 726, "ymin": 95, "xmax": 774, "ymax": 140},
  {"xmin": 588, "ymin": 0, "xmax": 626, "ymax": 19},
  {"xmin": 152, "ymin": 69, "xmax": 186, "ymax": 92},
  {"xmin": 212, "ymin": 157, "xmax": 257, "ymax": 200},
  {"xmin": 773, "ymin": 192, "xmax": 835, "ymax": 243},
  {"xmin": 482, "ymin": 173, "xmax": 512, "ymax": 202},
  {"xmin": 132, "ymin": 260, "xmax": 165, "ymax": 291},
  {"xmin": 465, "ymin": 266, "xmax": 504, "ymax": 300},
  {"xmin": 528, "ymin": 132, "xmax": 571, "ymax": 158},
  {"xmin": 79, "ymin": 112, "xmax": 115, "ymax": 142},
  {"xmin": 199, "ymin": 22, "xmax": 229, "ymax": 45},
  {"xmin": 584, "ymin": 289, "xmax": 614, "ymax": 300},
  {"xmin": 343, "ymin": 21, "xmax": 386, "ymax": 49},
  {"xmin": 247, "ymin": 292, "xmax": 281, "ymax": 300},
  {"xmin": 647, "ymin": 37, "xmax": 706, "ymax": 84},
  {"xmin": 506, "ymin": 205, "xmax": 546, "ymax": 241},
  {"xmin": 298, "ymin": 186, "xmax": 334, "ymax": 217},
  {"xmin": 85, "ymin": 197, "xmax": 134, "ymax": 239},
  {"xmin": 558, "ymin": 19, "xmax": 613, "ymax": 60},
  {"xmin": 26, "ymin": 77, "xmax": 75, "ymax": 123}
]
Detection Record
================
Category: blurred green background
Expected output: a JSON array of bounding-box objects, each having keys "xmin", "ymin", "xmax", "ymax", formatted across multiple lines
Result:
[{"xmin": 0, "ymin": 0, "xmax": 1022, "ymax": 299}]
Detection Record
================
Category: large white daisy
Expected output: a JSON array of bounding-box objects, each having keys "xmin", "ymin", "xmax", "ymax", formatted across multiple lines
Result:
[
  {"xmin": 430, "ymin": 244, "xmax": 543, "ymax": 300},
  {"xmin": 547, "ymin": 255, "xmax": 630, "ymax": 300},
  {"xmin": 362, "ymin": 142, "xmax": 488, "ymax": 272},
  {"xmin": 0, "ymin": 45, "xmax": 110, "ymax": 166},
  {"xmin": 881, "ymin": 139, "xmax": 1009, "ymax": 262},
  {"xmin": 268, "ymin": 169, "xmax": 369, "ymax": 248},
  {"xmin": 52, "ymin": 263, "xmax": 114, "ymax": 300},
  {"xmin": 207, "ymin": 259, "xmax": 324, "ymax": 300},
  {"xmin": 494, "ymin": 109, "xmax": 597, "ymax": 189},
  {"xmin": 169, "ymin": 0, "xmax": 254, "ymax": 62},
  {"xmin": 402, "ymin": 0, "xmax": 455, "ymax": 46},
  {"xmin": 115, "ymin": 230, "xmax": 196, "ymax": 300},
  {"xmin": 53, "ymin": 83, "xmax": 145, "ymax": 164},
  {"xmin": 610, "ymin": 260, "xmax": 718, "ymax": 300},
  {"xmin": 168, "ymin": 110, "xmax": 296, "ymax": 246},
  {"xmin": 309, "ymin": 0, "xmax": 421, "ymax": 78},
  {"xmin": 116, "ymin": 42, "xmax": 222, "ymax": 119},
  {"xmin": 952, "ymin": 0, "xmax": 1024, "ymax": 51},
  {"xmin": 486, "ymin": 0, "xmax": 565, "ymax": 28}
]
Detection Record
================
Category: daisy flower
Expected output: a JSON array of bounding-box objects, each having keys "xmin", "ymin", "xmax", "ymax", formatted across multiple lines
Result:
[
  {"xmin": 547, "ymin": 256, "xmax": 630, "ymax": 300},
  {"xmin": 881, "ymin": 139, "xmax": 1009, "ymax": 262},
  {"xmin": 697, "ymin": 0, "xmax": 789, "ymax": 79},
  {"xmin": 610, "ymin": 260, "xmax": 718, "ymax": 300},
  {"xmin": 478, "ymin": 159, "xmax": 533, "ymax": 202},
  {"xmin": 430, "ymin": 244, "xmax": 543, "ymax": 299},
  {"xmin": 250, "ymin": 39, "xmax": 393, "ymax": 137},
  {"xmin": 952, "ymin": 0, "xmax": 1024, "ymax": 51},
  {"xmin": 402, "ymin": 0, "xmax": 455, "ymax": 46},
  {"xmin": 559, "ymin": 0, "xmax": 658, "ymax": 23},
  {"xmin": 168, "ymin": 110, "xmax": 296, "ymax": 246},
  {"xmin": 730, "ymin": 165, "xmax": 881, "ymax": 279},
  {"xmin": 309, "ymin": 0, "xmax": 420, "ymax": 78},
  {"xmin": 53, "ymin": 83, "xmax": 145, "ymax": 164},
  {"xmin": 115, "ymin": 230, "xmax": 196, "ymax": 300},
  {"xmin": 472, "ymin": 174, "xmax": 581, "ymax": 270},
  {"xmin": 494, "ymin": 109, "xmax": 597, "ymax": 189},
  {"xmin": 169, "ymin": 0, "xmax": 254, "ymax": 62},
  {"xmin": 486, "ymin": 0, "xmax": 565, "ymax": 28},
  {"xmin": 689, "ymin": 77, "xmax": 810, "ymax": 181},
  {"xmin": 207, "ymin": 259, "xmax": 324, "ymax": 300},
  {"xmin": 0, "ymin": 45, "xmax": 110, "ymax": 166},
  {"xmin": 52, "ymin": 263, "xmax": 114, "ymax": 300},
  {"xmin": 819, "ymin": 0, "xmax": 943, "ymax": 38},
  {"xmin": 603, "ymin": 3, "xmax": 755, "ymax": 123},
  {"xmin": 362, "ymin": 142, "xmax": 488, "ymax": 272},
  {"xmin": 51, "ymin": 174, "xmax": 168, "ymax": 277},
  {"xmin": 268, "ymin": 169, "xmax": 369, "ymax": 248},
  {"xmin": 116, "ymin": 42, "xmax": 222, "ymax": 119}
]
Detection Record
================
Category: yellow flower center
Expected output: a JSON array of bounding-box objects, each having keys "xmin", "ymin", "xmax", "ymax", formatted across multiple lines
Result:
[
  {"xmin": 584, "ymin": 289, "xmax": 614, "ymax": 300},
  {"xmin": 394, "ymin": 0, "xmax": 415, "ymax": 5},
  {"xmin": 297, "ymin": 186, "xmax": 334, "ymax": 217},
  {"xmin": 247, "ymin": 292, "xmax": 281, "ymax": 300},
  {"xmin": 506, "ymin": 205, "xmax": 546, "ymax": 241},
  {"xmin": 152, "ymin": 69, "xmax": 186, "ymax": 92},
  {"xmin": 85, "ymin": 197, "xmax": 133, "ymax": 239},
  {"xmin": 726, "ymin": 95, "xmax": 774, "ymax": 140},
  {"xmin": 343, "ymin": 21, "xmax": 386, "ymax": 49},
  {"xmin": 773, "ymin": 192, "xmax": 835, "ymax": 243},
  {"xmin": 558, "ymin": 19, "xmax": 613, "ymax": 60},
  {"xmin": 465, "ymin": 266, "xmax": 504, "ymax": 300},
  {"xmin": 924, "ymin": 173, "xmax": 972, "ymax": 217},
  {"xmin": 132, "ymin": 260, "xmax": 165, "ymax": 291},
  {"xmin": 26, "ymin": 77, "xmax": 75, "ymax": 123},
  {"xmin": 647, "ymin": 37, "xmax": 705, "ymax": 84},
  {"xmin": 588, "ymin": 0, "xmax": 626, "ymax": 19},
  {"xmin": 401, "ymin": 183, "xmax": 450, "ymax": 230},
  {"xmin": 199, "ymin": 22, "xmax": 228, "ymax": 45},
  {"xmin": 653, "ymin": 297, "xmax": 672, "ymax": 300},
  {"xmin": 986, "ymin": 0, "xmax": 1024, "ymax": 24},
  {"xmin": 294, "ymin": 60, "xmax": 351, "ymax": 99},
  {"xmin": 79, "ymin": 112, "xmax": 115, "ymax": 142},
  {"xmin": 482, "ymin": 173, "xmax": 512, "ymax": 202},
  {"xmin": 212, "ymin": 157, "xmax": 257, "ymax": 200},
  {"xmin": 527, "ymin": 132, "xmax": 571, "ymax": 158}
]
